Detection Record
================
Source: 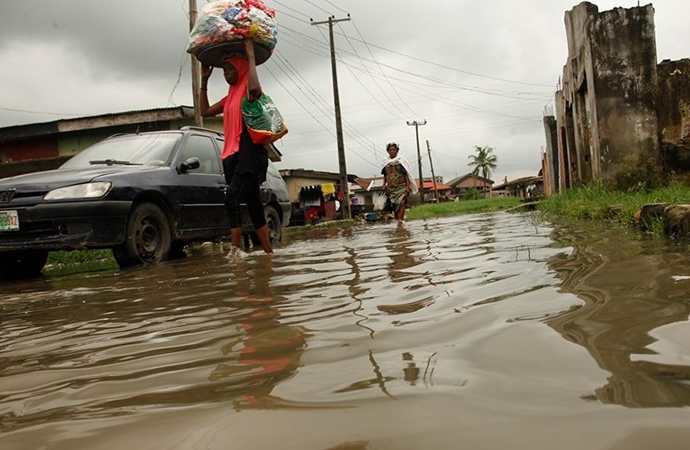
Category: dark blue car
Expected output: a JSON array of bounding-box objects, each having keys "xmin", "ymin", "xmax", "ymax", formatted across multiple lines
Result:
[{"xmin": 0, "ymin": 127, "xmax": 291, "ymax": 278}]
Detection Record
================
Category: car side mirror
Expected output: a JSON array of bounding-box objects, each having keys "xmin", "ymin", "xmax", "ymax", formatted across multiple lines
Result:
[{"xmin": 178, "ymin": 157, "xmax": 200, "ymax": 174}]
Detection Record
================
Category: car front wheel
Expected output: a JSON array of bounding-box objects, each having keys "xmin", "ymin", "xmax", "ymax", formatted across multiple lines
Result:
[
  {"xmin": 113, "ymin": 202, "xmax": 171, "ymax": 268},
  {"xmin": 0, "ymin": 250, "xmax": 48, "ymax": 280}
]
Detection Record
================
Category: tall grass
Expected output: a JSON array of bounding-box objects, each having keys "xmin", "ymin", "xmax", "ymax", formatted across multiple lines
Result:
[
  {"xmin": 408, "ymin": 197, "xmax": 522, "ymax": 220},
  {"xmin": 538, "ymin": 183, "xmax": 690, "ymax": 224}
]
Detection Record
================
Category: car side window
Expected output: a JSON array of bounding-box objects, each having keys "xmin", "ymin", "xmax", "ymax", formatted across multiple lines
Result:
[{"xmin": 179, "ymin": 135, "xmax": 221, "ymax": 174}]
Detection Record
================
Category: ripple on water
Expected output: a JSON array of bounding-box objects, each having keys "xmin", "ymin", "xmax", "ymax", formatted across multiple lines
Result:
[{"xmin": 3, "ymin": 212, "xmax": 690, "ymax": 444}]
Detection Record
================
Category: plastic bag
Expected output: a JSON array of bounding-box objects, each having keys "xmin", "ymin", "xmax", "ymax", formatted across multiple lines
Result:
[
  {"xmin": 241, "ymin": 94, "xmax": 288, "ymax": 144},
  {"xmin": 187, "ymin": 0, "xmax": 277, "ymax": 56}
]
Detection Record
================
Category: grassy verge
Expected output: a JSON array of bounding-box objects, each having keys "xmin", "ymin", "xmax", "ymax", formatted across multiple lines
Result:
[
  {"xmin": 538, "ymin": 183, "xmax": 690, "ymax": 227},
  {"xmin": 285, "ymin": 219, "xmax": 355, "ymax": 237},
  {"xmin": 45, "ymin": 250, "xmax": 118, "ymax": 277},
  {"xmin": 407, "ymin": 197, "xmax": 522, "ymax": 221}
]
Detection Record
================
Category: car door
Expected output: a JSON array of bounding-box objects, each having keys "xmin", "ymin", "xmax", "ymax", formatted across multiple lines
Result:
[{"xmin": 174, "ymin": 134, "xmax": 227, "ymax": 234}]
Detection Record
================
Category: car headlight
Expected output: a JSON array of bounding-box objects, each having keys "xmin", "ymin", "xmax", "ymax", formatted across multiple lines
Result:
[{"xmin": 44, "ymin": 182, "xmax": 112, "ymax": 200}]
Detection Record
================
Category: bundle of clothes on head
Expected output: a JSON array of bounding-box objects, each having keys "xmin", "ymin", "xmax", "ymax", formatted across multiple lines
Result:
[{"xmin": 187, "ymin": 0, "xmax": 277, "ymax": 56}]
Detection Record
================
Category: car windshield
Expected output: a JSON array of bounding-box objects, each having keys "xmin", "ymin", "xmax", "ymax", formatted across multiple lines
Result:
[{"xmin": 61, "ymin": 133, "xmax": 181, "ymax": 169}]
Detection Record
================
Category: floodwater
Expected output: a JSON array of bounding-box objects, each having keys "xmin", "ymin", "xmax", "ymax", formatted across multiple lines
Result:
[{"xmin": 2, "ymin": 213, "xmax": 690, "ymax": 450}]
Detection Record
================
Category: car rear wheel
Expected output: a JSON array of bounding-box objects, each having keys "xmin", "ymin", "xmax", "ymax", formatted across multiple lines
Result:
[
  {"xmin": 265, "ymin": 205, "xmax": 282, "ymax": 245},
  {"xmin": 113, "ymin": 202, "xmax": 171, "ymax": 268},
  {"xmin": 0, "ymin": 250, "xmax": 48, "ymax": 280}
]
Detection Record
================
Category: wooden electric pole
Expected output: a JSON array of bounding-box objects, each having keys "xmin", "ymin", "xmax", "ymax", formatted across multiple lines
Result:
[
  {"xmin": 426, "ymin": 140, "xmax": 440, "ymax": 203},
  {"xmin": 407, "ymin": 120, "xmax": 427, "ymax": 203},
  {"xmin": 311, "ymin": 15, "xmax": 352, "ymax": 219},
  {"xmin": 189, "ymin": 0, "xmax": 204, "ymax": 127}
]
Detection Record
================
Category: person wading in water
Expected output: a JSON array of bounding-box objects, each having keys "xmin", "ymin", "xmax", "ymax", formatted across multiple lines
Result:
[
  {"xmin": 200, "ymin": 40, "xmax": 273, "ymax": 256},
  {"xmin": 382, "ymin": 143, "xmax": 417, "ymax": 225}
]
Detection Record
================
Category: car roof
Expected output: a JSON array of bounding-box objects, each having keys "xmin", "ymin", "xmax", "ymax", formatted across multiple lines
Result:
[{"xmin": 106, "ymin": 127, "xmax": 222, "ymax": 141}]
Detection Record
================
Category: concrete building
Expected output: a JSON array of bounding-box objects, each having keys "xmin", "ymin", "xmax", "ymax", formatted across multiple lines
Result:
[
  {"xmin": 351, "ymin": 177, "xmax": 387, "ymax": 212},
  {"xmin": 0, "ymin": 106, "xmax": 281, "ymax": 179},
  {"xmin": 493, "ymin": 176, "xmax": 544, "ymax": 200},
  {"xmin": 279, "ymin": 169, "xmax": 358, "ymax": 204},
  {"xmin": 418, "ymin": 179, "xmax": 452, "ymax": 202},
  {"xmin": 447, "ymin": 174, "xmax": 494, "ymax": 198},
  {"xmin": 552, "ymin": 2, "xmax": 662, "ymax": 189}
]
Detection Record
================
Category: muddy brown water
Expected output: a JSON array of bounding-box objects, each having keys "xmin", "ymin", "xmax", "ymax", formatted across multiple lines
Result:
[{"xmin": 2, "ymin": 213, "xmax": 690, "ymax": 450}]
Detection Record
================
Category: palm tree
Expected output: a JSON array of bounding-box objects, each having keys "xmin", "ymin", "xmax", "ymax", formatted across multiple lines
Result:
[{"xmin": 468, "ymin": 146, "xmax": 498, "ymax": 179}]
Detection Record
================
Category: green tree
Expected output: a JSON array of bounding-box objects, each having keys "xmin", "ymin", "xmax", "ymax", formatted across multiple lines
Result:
[{"xmin": 468, "ymin": 146, "xmax": 497, "ymax": 179}]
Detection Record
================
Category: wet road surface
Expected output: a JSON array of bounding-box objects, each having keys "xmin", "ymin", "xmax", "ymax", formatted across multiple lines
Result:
[{"xmin": 2, "ymin": 213, "xmax": 690, "ymax": 449}]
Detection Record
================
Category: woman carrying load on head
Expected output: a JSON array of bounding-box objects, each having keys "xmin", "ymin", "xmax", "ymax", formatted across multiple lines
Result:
[
  {"xmin": 199, "ymin": 40, "xmax": 272, "ymax": 256},
  {"xmin": 382, "ymin": 143, "xmax": 417, "ymax": 225}
]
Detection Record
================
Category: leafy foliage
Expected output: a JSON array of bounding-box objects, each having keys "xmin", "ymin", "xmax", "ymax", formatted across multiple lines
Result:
[
  {"xmin": 539, "ymin": 182, "xmax": 690, "ymax": 233},
  {"xmin": 463, "ymin": 188, "xmax": 482, "ymax": 201},
  {"xmin": 468, "ymin": 146, "xmax": 498, "ymax": 180}
]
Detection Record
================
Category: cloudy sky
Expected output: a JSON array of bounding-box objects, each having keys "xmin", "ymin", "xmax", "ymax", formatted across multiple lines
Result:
[{"xmin": 1, "ymin": 0, "xmax": 688, "ymax": 182}]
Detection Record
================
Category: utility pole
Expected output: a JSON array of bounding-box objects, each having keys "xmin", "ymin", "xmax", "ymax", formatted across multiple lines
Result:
[
  {"xmin": 407, "ymin": 120, "xmax": 427, "ymax": 203},
  {"xmin": 311, "ymin": 15, "xmax": 351, "ymax": 219},
  {"xmin": 189, "ymin": 0, "xmax": 204, "ymax": 127},
  {"xmin": 426, "ymin": 140, "xmax": 440, "ymax": 203}
]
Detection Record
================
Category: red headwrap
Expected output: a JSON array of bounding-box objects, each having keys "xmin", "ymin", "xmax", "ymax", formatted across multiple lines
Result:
[{"xmin": 222, "ymin": 57, "xmax": 250, "ymax": 160}]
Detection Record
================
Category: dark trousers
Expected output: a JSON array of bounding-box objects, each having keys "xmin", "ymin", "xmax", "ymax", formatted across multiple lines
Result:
[{"xmin": 223, "ymin": 156, "xmax": 266, "ymax": 230}]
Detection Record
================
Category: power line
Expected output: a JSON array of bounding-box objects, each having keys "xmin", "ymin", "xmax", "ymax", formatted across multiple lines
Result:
[
  {"xmin": 0, "ymin": 107, "xmax": 81, "ymax": 116},
  {"xmin": 168, "ymin": 47, "xmax": 190, "ymax": 105},
  {"xmin": 278, "ymin": 31, "xmax": 540, "ymax": 122},
  {"xmin": 332, "ymin": 29, "xmax": 554, "ymax": 88},
  {"xmin": 266, "ymin": 59, "xmax": 380, "ymax": 169},
  {"xmin": 273, "ymin": 4, "xmax": 553, "ymax": 89},
  {"xmin": 300, "ymin": 0, "xmax": 332, "ymax": 16},
  {"xmin": 323, "ymin": 0, "xmax": 348, "ymax": 15},
  {"xmin": 271, "ymin": 0, "xmax": 311, "ymax": 19},
  {"xmin": 264, "ymin": 66, "xmax": 334, "ymax": 134},
  {"xmin": 279, "ymin": 25, "xmax": 550, "ymax": 100},
  {"xmin": 273, "ymin": 51, "xmax": 380, "ymax": 157},
  {"xmin": 276, "ymin": 8, "xmax": 308, "ymax": 23},
  {"xmin": 335, "ymin": 23, "xmax": 407, "ymax": 119},
  {"xmin": 351, "ymin": 21, "xmax": 416, "ymax": 116}
]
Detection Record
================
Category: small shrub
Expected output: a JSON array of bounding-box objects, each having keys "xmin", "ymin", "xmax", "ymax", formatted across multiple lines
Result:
[{"xmin": 463, "ymin": 188, "xmax": 482, "ymax": 201}]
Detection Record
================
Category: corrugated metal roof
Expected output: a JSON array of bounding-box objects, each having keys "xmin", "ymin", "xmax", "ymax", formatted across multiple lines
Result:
[
  {"xmin": 0, "ymin": 106, "xmax": 194, "ymax": 143},
  {"xmin": 447, "ymin": 173, "xmax": 495, "ymax": 187}
]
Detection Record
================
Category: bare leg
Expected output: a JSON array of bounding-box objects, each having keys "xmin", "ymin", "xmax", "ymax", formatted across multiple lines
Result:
[
  {"xmin": 254, "ymin": 225, "xmax": 274, "ymax": 254},
  {"xmin": 396, "ymin": 199, "xmax": 408, "ymax": 223},
  {"xmin": 231, "ymin": 228, "xmax": 242, "ymax": 249}
]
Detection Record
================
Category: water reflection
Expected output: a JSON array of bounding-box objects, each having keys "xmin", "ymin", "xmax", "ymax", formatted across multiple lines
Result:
[
  {"xmin": 4, "ymin": 213, "xmax": 690, "ymax": 447},
  {"xmin": 547, "ymin": 225, "xmax": 690, "ymax": 407},
  {"xmin": 211, "ymin": 258, "xmax": 307, "ymax": 410}
]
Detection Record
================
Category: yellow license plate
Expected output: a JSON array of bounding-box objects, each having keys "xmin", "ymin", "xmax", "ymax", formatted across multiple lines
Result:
[{"xmin": 0, "ymin": 210, "xmax": 19, "ymax": 231}]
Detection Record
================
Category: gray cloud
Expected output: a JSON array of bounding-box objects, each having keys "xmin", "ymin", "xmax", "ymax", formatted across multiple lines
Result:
[{"xmin": 1, "ymin": 0, "xmax": 688, "ymax": 181}]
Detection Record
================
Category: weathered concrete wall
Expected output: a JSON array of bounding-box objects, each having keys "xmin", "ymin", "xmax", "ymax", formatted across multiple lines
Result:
[
  {"xmin": 0, "ymin": 156, "xmax": 72, "ymax": 179},
  {"xmin": 555, "ymin": 90, "xmax": 577, "ymax": 190},
  {"xmin": 0, "ymin": 137, "xmax": 59, "ymax": 163},
  {"xmin": 555, "ymin": 2, "xmax": 662, "ymax": 188},
  {"xmin": 564, "ymin": 2, "xmax": 600, "ymax": 184},
  {"xmin": 543, "ymin": 115, "xmax": 560, "ymax": 195},
  {"xmin": 658, "ymin": 59, "xmax": 690, "ymax": 171},
  {"xmin": 589, "ymin": 4, "xmax": 661, "ymax": 187}
]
